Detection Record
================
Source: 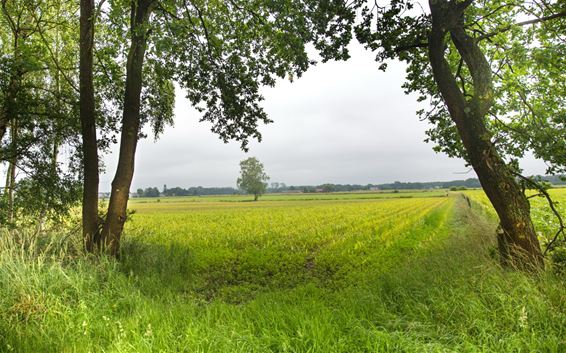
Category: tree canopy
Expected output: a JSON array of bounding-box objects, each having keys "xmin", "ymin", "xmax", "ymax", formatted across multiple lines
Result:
[
  {"xmin": 237, "ymin": 157, "xmax": 269, "ymax": 201},
  {"xmin": 353, "ymin": 0, "xmax": 565, "ymax": 268},
  {"xmin": 354, "ymin": 0, "xmax": 565, "ymax": 175}
]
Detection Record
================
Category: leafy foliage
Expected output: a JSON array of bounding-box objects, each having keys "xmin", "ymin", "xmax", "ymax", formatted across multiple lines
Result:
[
  {"xmin": 0, "ymin": 0, "xmax": 83, "ymax": 224},
  {"xmin": 354, "ymin": 0, "xmax": 565, "ymax": 175},
  {"xmin": 153, "ymin": 0, "xmax": 356, "ymax": 150}
]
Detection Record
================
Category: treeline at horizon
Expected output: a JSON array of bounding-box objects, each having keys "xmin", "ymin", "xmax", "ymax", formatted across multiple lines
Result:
[{"xmin": 133, "ymin": 175, "xmax": 566, "ymax": 197}]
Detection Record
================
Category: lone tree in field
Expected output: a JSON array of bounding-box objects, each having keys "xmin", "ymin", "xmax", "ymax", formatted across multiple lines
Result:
[
  {"xmin": 237, "ymin": 157, "xmax": 269, "ymax": 201},
  {"xmin": 353, "ymin": 0, "xmax": 566, "ymax": 270}
]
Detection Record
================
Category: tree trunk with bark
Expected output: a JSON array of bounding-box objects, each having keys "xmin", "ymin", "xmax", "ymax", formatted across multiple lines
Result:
[
  {"xmin": 0, "ymin": 75, "xmax": 17, "ymax": 146},
  {"xmin": 0, "ymin": 93, "xmax": 10, "ymax": 144},
  {"xmin": 80, "ymin": 0, "xmax": 100, "ymax": 252},
  {"xmin": 0, "ymin": 1, "xmax": 25, "ymax": 151},
  {"xmin": 5, "ymin": 117, "xmax": 17, "ymax": 222},
  {"xmin": 427, "ymin": 0, "xmax": 543, "ymax": 270},
  {"xmin": 0, "ymin": 111, "xmax": 7, "ymax": 144},
  {"xmin": 1, "ymin": 14, "xmax": 23, "ymax": 222},
  {"xmin": 101, "ymin": 0, "xmax": 154, "ymax": 257}
]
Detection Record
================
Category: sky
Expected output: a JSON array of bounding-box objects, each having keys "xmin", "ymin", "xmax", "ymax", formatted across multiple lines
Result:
[{"xmin": 100, "ymin": 42, "xmax": 547, "ymax": 191}]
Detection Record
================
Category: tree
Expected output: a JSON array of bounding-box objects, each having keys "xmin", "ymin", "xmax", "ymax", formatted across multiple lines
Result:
[
  {"xmin": 321, "ymin": 184, "xmax": 335, "ymax": 193},
  {"xmin": 98, "ymin": 0, "xmax": 355, "ymax": 256},
  {"xmin": 144, "ymin": 187, "xmax": 160, "ymax": 197},
  {"xmin": 1, "ymin": 0, "xmax": 83, "ymax": 227},
  {"xmin": 80, "ymin": 0, "xmax": 100, "ymax": 252},
  {"xmin": 100, "ymin": 0, "xmax": 159, "ymax": 256},
  {"xmin": 237, "ymin": 157, "xmax": 269, "ymax": 201},
  {"xmin": 354, "ymin": 0, "xmax": 566, "ymax": 269}
]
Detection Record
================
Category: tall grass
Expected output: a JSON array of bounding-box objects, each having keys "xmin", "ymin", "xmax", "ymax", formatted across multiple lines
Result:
[{"xmin": 0, "ymin": 196, "xmax": 565, "ymax": 352}]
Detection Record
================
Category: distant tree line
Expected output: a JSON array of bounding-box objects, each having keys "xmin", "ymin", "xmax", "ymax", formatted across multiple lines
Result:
[
  {"xmin": 163, "ymin": 187, "xmax": 239, "ymax": 197},
  {"xmin": 289, "ymin": 176, "xmax": 565, "ymax": 193},
  {"xmin": 541, "ymin": 175, "xmax": 566, "ymax": 186},
  {"xmin": 280, "ymin": 179, "xmax": 482, "ymax": 193},
  {"xmin": 136, "ymin": 187, "xmax": 161, "ymax": 198},
  {"xmin": 137, "ymin": 175, "xmax": 565, "ymax": 197},
  {"xmin": 136, "ymin": 186, "xmax": 239, "ymax": 197}
]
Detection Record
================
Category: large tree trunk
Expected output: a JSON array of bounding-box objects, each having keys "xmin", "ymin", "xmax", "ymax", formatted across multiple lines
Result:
[
  {"xmin": 428, "ymin": 0, "xmax": 543, "ymax": 270},
  {"xmin": 0, "ymin": 55, "xmax": 20, "ymax": 155},
  {"xmin": 0, "ymin": 112, "xmax": 7, "ymax": 144},
  {"xmin": 0, "ymin": 1, "xmax": 24, "ymax": 150},
  {"xmin": 101, "ymin": 0, "xmax": 153, "ymax": 257},
  {"xmin": 1, "ymin": 18, "xmax": 22, "ymax": 221},
  {"xmin": 80, "ymin": 0, "xmax": 100, "ymax": 252},
  {"xmin": 5, "ymin": 117, "xmax": 17, "ymax": 222}
]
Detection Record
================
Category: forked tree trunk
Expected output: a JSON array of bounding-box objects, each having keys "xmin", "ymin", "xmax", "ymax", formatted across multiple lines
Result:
[
  {"xmin": 101, "ymin": 0, "xmax": 153, "ymax": 256},
  {"xmin": 428, "ymin": 0, "xmax": 543, "ymax": 270},
  {"xmin": 80, "ymin": 0, "xmax": 100, "ymax": 252}
]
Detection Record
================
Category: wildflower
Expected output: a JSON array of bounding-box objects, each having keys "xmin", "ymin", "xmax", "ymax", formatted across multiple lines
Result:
[
  {"xmin": 518, "ymin": 306, "xmax": 528, "ymax": 329},
  {"xmin": 117, "ymin": 321, "xmax": 126, "ymax": 338},
  {"xmin": 144, "ymin": 323, "xmax": 153, "ymax": 337}
]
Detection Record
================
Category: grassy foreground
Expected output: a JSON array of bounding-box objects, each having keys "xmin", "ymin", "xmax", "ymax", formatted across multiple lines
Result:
[{"xmin": 1, "ymin": 193, "xmax": 565, "ymax": 352}]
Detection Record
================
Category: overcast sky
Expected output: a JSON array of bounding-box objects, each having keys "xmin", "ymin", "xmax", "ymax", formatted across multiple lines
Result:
[{"xmin": 100, "ymin": 42, "xmax": 547, "ymax": 191}]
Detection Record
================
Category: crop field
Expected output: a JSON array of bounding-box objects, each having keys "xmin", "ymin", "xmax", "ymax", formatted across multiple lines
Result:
[
  {"xmin": 128, "ymin": 189, "xmax": 449, "ymax": 204},
  {"xmin": 1, "ymin": 191, "xmax": 566, "ymax": 352},
  {"xmin": 465, "ymin": 187, "xmax": 566, "ymax": 247},
  {"xmin": 125, "ymin": 194, "xmax": 453, "ymax": 296}
]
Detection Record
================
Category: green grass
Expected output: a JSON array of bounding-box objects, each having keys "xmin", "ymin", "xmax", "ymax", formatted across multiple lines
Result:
[{"xmin": 1, "ymin": 193, "xmax": 565, "ymax": 352}]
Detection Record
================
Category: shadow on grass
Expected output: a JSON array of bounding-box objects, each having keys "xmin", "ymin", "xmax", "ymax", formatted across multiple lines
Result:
[{"xmin": 117, "ymin": 235, "xmax": 343, "ymax": 303}]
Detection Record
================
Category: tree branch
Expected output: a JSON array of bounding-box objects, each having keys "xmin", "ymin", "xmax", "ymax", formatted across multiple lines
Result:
[
  {"xmin": 477, "ymin": 10, "xmax": 566, "ymax": 41},
  {"xmin": 29, "ymin": 10, "xmax": 78, "ymax": 93},
  {"xmin": 512, "ymin": 171, "xmax": 565, "ymax": 255},
  {"xmin": 394, "ymin": 42, "xmax": 428, "ymax": 53},
  {"xmin": 458, "ymin": 0, "xmax": 475, "ymax": 11}
]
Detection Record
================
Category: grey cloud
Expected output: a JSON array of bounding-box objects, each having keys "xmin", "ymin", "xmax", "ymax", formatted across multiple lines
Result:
[{"xmin": 100, "ymin": 43, "xmax": 546, "ymax": 190}]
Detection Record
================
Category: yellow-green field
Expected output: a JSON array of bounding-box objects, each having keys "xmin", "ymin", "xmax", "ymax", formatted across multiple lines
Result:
[
  {"xmin": 1, "ymin": 190, "xmax": 565, "ymax": 352},
  {"xmin": 465, "ymin": 187, "xmax": 566, "ymax": 248},
  {"xmin": 125, "ymin": 194, "xmax": 453, "ymax": 299},
  {"xmin": 128, "ymin": 189, "xmax": 449, "ymax": 205}
]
